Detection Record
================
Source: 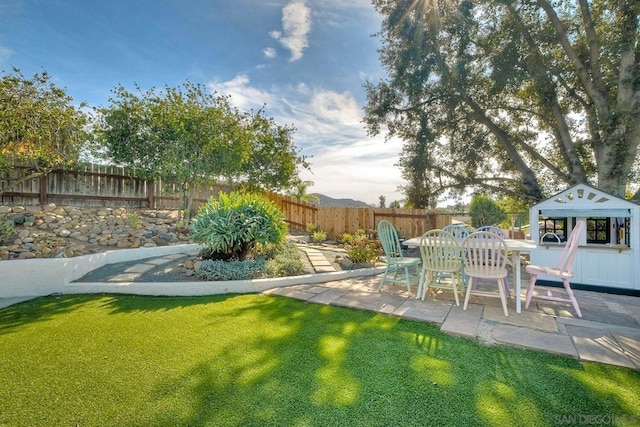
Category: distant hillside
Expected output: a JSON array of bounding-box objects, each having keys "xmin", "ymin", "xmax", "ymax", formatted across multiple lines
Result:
[{"xmin": 310, "ymin": 193, "xmax": 371, "ymax": 207}]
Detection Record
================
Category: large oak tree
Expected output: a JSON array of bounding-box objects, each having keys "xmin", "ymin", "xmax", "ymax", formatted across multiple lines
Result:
[{"xmin": 365, "ymin": 0, "xmax": 640, "ymax": 207}]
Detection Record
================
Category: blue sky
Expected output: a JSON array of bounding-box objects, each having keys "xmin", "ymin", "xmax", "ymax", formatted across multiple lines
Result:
[{"xmin": 0, "ymin": 0, "xmax": 407, "ymax": 205}]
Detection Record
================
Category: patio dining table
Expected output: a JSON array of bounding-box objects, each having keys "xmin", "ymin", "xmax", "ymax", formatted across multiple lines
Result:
[{"xmin": 403, "ymin": 236, "xmax": 537, "ymax": 314}]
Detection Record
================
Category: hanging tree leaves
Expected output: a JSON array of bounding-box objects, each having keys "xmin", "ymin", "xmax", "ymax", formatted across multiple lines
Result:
[
  {"xmin": 93, "ymin": 81, "xmax": 309, "ymax": 216},
  {"xmin": 0, "ymin": 67, "xmax": 88, "ymax": 191},
  {"xmin": 365, "ymin": 0, "xmax": 640, "ymax": 206}
]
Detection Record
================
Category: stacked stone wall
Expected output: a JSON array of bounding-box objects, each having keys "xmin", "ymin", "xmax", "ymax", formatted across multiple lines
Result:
[{"xmin": 0, "ymin": 204, "xmax": 191, "ymax": 260}]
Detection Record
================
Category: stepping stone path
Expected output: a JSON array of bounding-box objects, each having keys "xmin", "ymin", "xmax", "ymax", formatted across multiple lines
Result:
[
  {"xmin": 106, "ymin": 253, "xmax": 188, "ymax": 282},
  {"xmin": 298, "ymin": 247, "xmax": 336, "ymax": 273}
]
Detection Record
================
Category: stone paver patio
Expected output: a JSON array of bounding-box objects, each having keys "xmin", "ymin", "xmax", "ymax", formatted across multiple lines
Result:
[{"xmin": 266, "ymin": 275, "xmax": 640, "ymax": 370}]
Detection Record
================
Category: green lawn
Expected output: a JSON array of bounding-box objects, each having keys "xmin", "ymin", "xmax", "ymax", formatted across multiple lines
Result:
[{"xmin": 1, "ymin": 294, "xmax": 639, "ymax": 426}]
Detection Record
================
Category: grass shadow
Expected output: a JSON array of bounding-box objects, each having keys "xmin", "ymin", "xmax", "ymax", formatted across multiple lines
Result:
[
  {"xmin": 1, "ymin": 293, "xmax": 639, "ymax": 426},
  {"xmin": 0, "ymin": 294, "xmax": 92, "ymax": 336}
]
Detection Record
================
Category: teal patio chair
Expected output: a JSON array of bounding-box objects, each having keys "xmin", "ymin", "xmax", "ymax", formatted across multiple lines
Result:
[{"xmin": 376, "ymin": 220, "xmax": 421, "ymax": 296}]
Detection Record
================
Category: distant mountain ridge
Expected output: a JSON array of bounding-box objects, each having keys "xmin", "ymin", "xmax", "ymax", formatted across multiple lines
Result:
[{"xmin": 310, "ymin": 193, "xmax": 371, "ymax": 207}]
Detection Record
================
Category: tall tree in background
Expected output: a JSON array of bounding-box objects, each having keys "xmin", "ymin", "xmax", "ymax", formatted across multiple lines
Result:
[
  {"xmin": 0, "ymin": 68, "xmax": 88, "ymax": 192},
  {"xmin": 365, "ymin": 0, "xmax": 640, "ymax": 206},
  {"xmin": 94, "ymin": 82, "xmax": 308, "ymax": 217},
  {"xmin": 288, "ymin": 179, "xmax": 320, "ymax": 204},
  {"xmin": 239, "ymin": 108, "xmax": 309, "ymax": 193}
]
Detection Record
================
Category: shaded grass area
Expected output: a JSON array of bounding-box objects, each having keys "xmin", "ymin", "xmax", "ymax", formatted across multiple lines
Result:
[{"xmin": 1, "ymin": 294, "xmax": 639, "ymax": 426}]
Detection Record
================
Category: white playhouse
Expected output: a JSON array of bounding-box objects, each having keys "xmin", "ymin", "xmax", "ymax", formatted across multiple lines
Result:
[{"xmin": 529, "ymin": 183, "xmax": 640, "ymax": 294}]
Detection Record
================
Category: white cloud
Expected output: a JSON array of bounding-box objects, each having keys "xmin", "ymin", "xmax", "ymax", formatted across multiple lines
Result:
[
  {"xmin": 281, "ymin": 87, "xmax": 405, "ymax": 203},
  {"xmin": 309, "ymin": 91, "xmax": 362, "ymax": 127},
  {"xmin": 207, "ymin": 74, "xmax": 406, "ymax": 205},
  {"xmin": 270, "ymin": 0, "xmax": 311, "ymax": 62},
  {"xmin": 207, "ymin": 74, "xmax": 273, "ymax": 111},
  {"xmin": 0, "ymin": 45, "xmax": 13, "ymax": 64},
  {"xmin": 263, "ymin": 47, "xmax": 277, "ymax": 59},
  {"xmin": 297, "ymin": 133, "xmax": 405, "ymax": 204}
]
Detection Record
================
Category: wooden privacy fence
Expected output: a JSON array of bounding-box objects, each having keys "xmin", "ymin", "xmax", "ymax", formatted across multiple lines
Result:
[
  {"xmin": 0, "ymin": 164, "xmax": 236, "ymax": 209},
  {"xmin": 316, "ymin": 207, "xmax": 449, "ymax": 240},
  {"xmin": 1, "ymin": 163, "xmax": 450, "ymax": 239}
]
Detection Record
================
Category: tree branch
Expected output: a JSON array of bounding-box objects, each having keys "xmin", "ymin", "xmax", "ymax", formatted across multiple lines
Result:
[
  {"xmin": 505, "ymin": 2, "xmax": 587, "ymax": 183},
  {"xmin": 536, "ymin": 0, "xmax": 610, "ymax": 116},
  {"xmin": 428, "ymin": 165, "xmax": 539, "ymax": 200},
  {"xmin": 578, "ymin": 0, "xmax": 607, "ymax": 96}
]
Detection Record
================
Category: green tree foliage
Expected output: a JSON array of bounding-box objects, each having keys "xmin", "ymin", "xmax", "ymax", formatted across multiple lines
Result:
[
  {"xmin": 365, "ymin": 0, "xmax": 640, "ymax": 204},
  {"xmin": 0, "ymin": 67, "xmax": 88, "ymax": 190},
  {"xmin": 239, "ymin": 108, "xmax": 309, "ymax": 192},
  {"xmin": 93, "ymin": 82, "xmax": 309, "ymax": 216},
  {"xmin": 189, "ymin": 191, "xmax": 288, "ymax": 261},
  {"xmin": 469, "ymin": 194, "xmax": 507, "ymax": 228}
]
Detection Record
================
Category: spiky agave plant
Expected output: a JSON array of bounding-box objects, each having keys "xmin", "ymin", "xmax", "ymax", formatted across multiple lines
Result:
[{"xmin": 189, "ymin": 191, "xmax": 287, "ymax": 261}]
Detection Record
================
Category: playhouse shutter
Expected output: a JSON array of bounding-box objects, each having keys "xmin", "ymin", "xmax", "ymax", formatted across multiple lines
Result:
[{"xmin": 539, "ymin": 209, "xmax": 632, "ymax": 218}]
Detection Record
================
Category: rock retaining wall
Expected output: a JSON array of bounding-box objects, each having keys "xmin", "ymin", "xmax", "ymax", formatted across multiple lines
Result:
[{"xmin": 0, "ymin": 204, "xmax": 191, "ymax": 260}]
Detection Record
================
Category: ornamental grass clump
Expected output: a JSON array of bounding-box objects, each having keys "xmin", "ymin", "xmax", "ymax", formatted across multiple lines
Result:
[
  {"xmin": 195, "ymin": 241, "xmax": 303, "ymax": 281},
  {"xmin": 189, "ymin": 191, "xmax": 288, "ymax": 261}
]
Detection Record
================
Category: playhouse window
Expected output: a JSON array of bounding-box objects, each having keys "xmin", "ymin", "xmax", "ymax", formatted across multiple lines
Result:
[
  {"xmin": 586, "ymin": 217, "xmax": 609, "ymax": 244},
  {"xmin": 541, "ymin": 218, "xmax": 567, "ymax": 242}
]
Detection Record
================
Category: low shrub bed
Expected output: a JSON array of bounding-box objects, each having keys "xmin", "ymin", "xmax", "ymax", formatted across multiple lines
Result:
[{"xmin": 196, "ymin": 241, "xmax": 303, "ymax": 280}]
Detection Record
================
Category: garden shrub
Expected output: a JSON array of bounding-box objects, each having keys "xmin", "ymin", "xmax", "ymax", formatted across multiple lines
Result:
[
  {"xmin": 312, "ymin": 230, "xmax": 326, "ymax": 242},
  {"xmin": 0, "ymin": 216, "xmax": 16, "ymax": 244},
  {"xmin": 196, "ymin": 241, "xmax": 303, "ymax": 280},
  {"xmin": 196, "ymin": 259, "xmax": 266, "ymax": 281},
  {"xmin": 263, "ymin": 241, "xmax": 303, "ymax": 277},
  {"xmin": 306, "ymin": 223, "xmax": 319, "ymax": 234},
  {"xmin": 341, "ymin": 229, "xmax": 381, "ymax": 264},
  {"xmin": 189, "ymin": 191, "xmax": 287, "ymax": 261}
]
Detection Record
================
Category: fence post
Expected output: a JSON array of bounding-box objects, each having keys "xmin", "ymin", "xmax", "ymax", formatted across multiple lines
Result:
[
  {"xmin": 39, "ymin": 175, "xmax": 47, "ymax": 205},
  {"xmin": 147, "ymin": 179, "xmax": 155, "ymax": 209}
]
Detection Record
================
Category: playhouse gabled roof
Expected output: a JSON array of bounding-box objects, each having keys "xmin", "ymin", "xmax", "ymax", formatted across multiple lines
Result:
[{"xmin": 531, "ymin": 183, "xmax": 639, "ymax": 218}]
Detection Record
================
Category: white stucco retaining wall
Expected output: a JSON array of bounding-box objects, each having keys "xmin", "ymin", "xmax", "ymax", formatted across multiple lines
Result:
[
  {"xmin": 64, "ymin": 268, "xmax": 385, "ymax": 296},
  {"xmin": 0, "ymin": 244, "xmax": 200, "ymax": 298},
  {"xmin": 0, "ymin": 244, "xmax": 386, "ymax": 299}
]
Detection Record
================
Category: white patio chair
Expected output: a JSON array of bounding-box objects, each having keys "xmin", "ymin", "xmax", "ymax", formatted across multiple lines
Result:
[
  {"xmin": 475, "ymin": 225, "xmax": 512, "ymax": 297},
  {"xmin": 418, "ymin": 229, "xmax": 464, "ymax": 305},
  {"xmin": 476, "ymin": 225, "xmax": 508, "ymax": 238},
  {"xmin": 462, "ymin": 231, "xmax": 510, "ymax": 316},
  {"xmin": 525, "ymin": 221, "xmax": 585, "ymax": 317}
]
